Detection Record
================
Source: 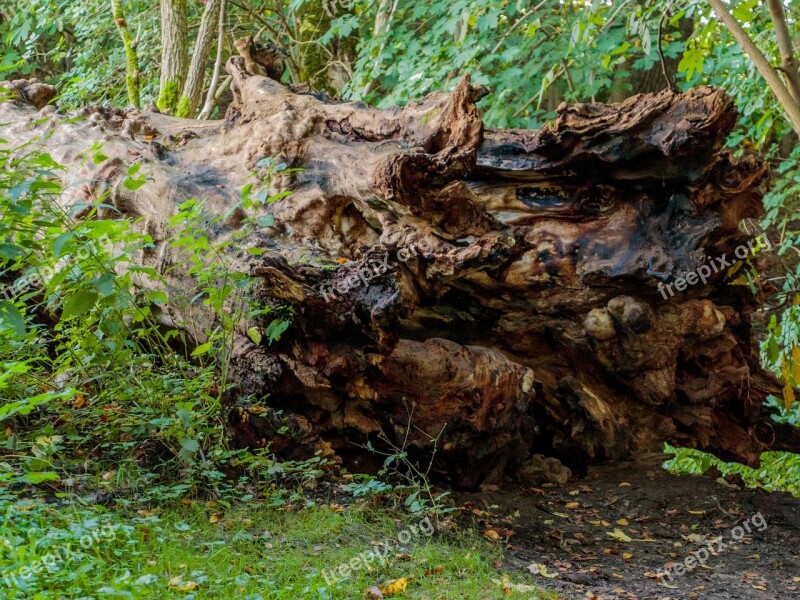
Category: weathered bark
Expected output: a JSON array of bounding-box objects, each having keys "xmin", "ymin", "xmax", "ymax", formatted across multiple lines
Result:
[
  {"xmin": 2, "ymin": 59, "xmax": 797, "ymax": 487},
  {"xmin": 177, "ymin": 0, "xmax": 222, "ymax": 118},
  {"xmin": 111, "ymin": 0, "xmax": 141, "ymax": 109},
  {"xmin": 157, "ymin": 0, "xmax": 189, "ymax": 112}
]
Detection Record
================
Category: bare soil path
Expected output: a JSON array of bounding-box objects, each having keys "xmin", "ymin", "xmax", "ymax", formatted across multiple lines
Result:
[{"xmin": 455, "ymin": 457, "xmax": 800, "ymax": 599}]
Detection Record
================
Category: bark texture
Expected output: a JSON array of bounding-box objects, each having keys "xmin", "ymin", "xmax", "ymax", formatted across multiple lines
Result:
[
  {"xmin": 157, "ymin": 0, "xmax": 189, "ymax": 112},
  {"xmin": 178, "ymin": 0, "xmax": 222, "ymax": 118},
  {"xmin": 2, "ymin": 58, "xmax": 797, "ymax": 487}
]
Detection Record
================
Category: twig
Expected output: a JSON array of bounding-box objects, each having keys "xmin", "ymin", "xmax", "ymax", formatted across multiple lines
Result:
[{"xmin": 657, "ymin": 0, "xmax": 677, "ymax": 90}]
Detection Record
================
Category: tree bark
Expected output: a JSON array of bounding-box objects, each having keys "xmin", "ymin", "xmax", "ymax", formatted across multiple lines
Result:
[
  {"xmin": 709, "ymin": 0, "xmax": 800, "ymax": 136},
  {"xmin": 2, "ymin": 60, "xmax": 797, "ymax": 488},
  {"xmin": 766, "ymin": 0, "xmax": 800, "ymax": 106},
  {"xmin": 178, "ymin": 0, "xmax": 222, "ymax": 118},
  {"xmin": 158, "ymin": 0, "xmax": 189, "ymax": 113},
  {"xmin": 110, "ymin": 0, "xmax": 141, "ymax": 109}
]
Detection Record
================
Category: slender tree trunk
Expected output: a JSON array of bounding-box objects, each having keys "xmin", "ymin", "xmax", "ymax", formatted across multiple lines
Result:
[
  {"xmin": 110, "ymin": 0, "xmax": 141, "ymax": 109},
  {"xmin": 709, "ymin": 0, "xmax": 800, "ymax": 136},
  {"xmin": 198, "ymin": 0, "xmax": 226, "ymax": 120},
  {"xmin": 157, "ymin": 0, "xmax": 189, "ymax": 113},
  {"xmin": 178, "ymin": 0, "xmax": 222, "ymax": 117},
  {"xmin": 766, "ymin": 0, "xmax": 800, "ymax": 106},
  {"xmin": 3, "ymin": 61, "xmax": 798, "ymax": 487}
]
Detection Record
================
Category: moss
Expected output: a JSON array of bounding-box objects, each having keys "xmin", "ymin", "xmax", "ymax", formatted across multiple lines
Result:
[
  {"xmin": 175, "ymin": 95, "xmax": 192, "ymax": 118},
  {"xmin": 157, "ymin": 80, "xmax": 180, "ymax": 113},
  {"xmin": 111, "ymin": 0, "xmax": 141, "ymax": 108}
]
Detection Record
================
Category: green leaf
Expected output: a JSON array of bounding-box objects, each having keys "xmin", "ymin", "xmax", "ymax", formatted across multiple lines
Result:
[
  {"xmin": 247, "ymin": 327, "xmax": 262, "ymax": 345},
  {"xmin": 24, "ymin": 471, "xmax": 60, "ymax": 484},
  {"xmin": 0, "ymin": 300, "xmax": 26, "ymax": 336},
  {"xmin": 62, "ymin": 290, "xmax": 99, "ymax": 319},
  {"xmin": 191, "ymin": 341, "xmax": 214, "ymax": 357},
  {"xmin": 266, "ymin": 319, "xmax": 290, "ymax": 344},
  {"xmin": 180, "ymin": 438, "xmax": 199, "ymax": 453}
]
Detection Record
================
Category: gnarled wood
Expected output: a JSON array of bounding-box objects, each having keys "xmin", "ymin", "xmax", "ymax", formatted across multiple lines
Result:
[{"xmin": 0, "ymin": 60, "xmax": 793, "ymax": 488}]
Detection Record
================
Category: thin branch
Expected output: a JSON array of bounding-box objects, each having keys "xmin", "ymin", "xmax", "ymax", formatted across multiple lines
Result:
[
  {"xmin": 658, "ymin": 0, "xmax": 677, "ymax": 90},
  {"xmin": 767, "ymin": 0, "xmax": 800, "ymax": 105},
  {"xmin": 198, "ymin": 0, "xmax": 226, "ymax": 120},
  {"xmin": 708, "ymin": 0, "xmax": 800, "ymax": 136}
]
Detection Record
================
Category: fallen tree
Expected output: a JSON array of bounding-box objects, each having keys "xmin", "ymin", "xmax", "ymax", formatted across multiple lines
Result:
[{"xmin": 2, "ymin": 49, "xmax": 798, "ymax": 488}]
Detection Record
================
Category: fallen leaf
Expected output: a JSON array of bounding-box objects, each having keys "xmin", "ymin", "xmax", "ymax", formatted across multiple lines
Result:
[
  {"xmin": 687, "ymin": 509, "xmax": 705, "ymax": 515},
  {"xmin": 380, "ymin": 577, "xmax": 408, "ymax": 596},
  {"xmin": 493, "ymin": 575, "xmax": 538, "ymax": 593},
  {"xmin": 616, "ymin": 518, "xmax": 629, "ymax": 526},
  {"xmin": 167, "ymin": 577, "xmax": 197, "ymax": 592},
  {"xmin": 618, "ymin": 482, "xmax": 631, "ymax": 487},
  {"xmin": 606, "ymin": 528, "xmax": 632, "ymax": 542},
  {"xmin": 209, "ymin": 515, "xmax": 219, "ymax": 523},
  {"xmin": 622, "ymin": 553, "xmax": 633, "ymax": 560},
  {"xmin": 527, "ymin": 562, "xmax": 558, "ymax": 578},
  {"xmin": 484, "ymin": 529, "xmax": 501, "ymax": 541},
  {"xmin": 364, "ymin": 586, "xmax": 384, "ymax": 598},
  {"xmin": 566, "ymin": 502, "xmax": 580, "ymax": 509}
]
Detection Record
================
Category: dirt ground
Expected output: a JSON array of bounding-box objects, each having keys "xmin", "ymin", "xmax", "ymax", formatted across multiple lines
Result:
[{"xmin": 455, "ymin": 456, "xmax": 800, "ymax": 600}]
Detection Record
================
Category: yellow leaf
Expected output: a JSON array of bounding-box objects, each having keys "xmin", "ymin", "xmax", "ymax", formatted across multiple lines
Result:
[
  {"xmin": 783, "ymin": 383, "xmax": 796, "ymax": 410},
  {"xmin": 606, "ymin": 528, "xmax": 632, "ymax": 543},
  {"xmin": 565, "ymin": 502, "xmax": 580, "ymax": 509},
  {"xmin": 167, "ymin": 578, "xmax": 197, "ymax": 592},
  {"xmin": 484, "ymin": 529, "xmax": 501, "ymax": 540},
  {"xmin": 209, "ymin": 515, "xmax": 219, "ymax": 523},
  {"xmin": 616, "ymin": 518, "xmax": 629, "ymax": 526},
  {"xmin": 622, "ymin": 552, "xmax": 633, "ymax": 560},
  {"xmin": 687, "ymin": 510, "xmax": 705, "ymax": 515},
  {"xmin": 493, "ymin": 575, "xmax": 538, "ymax": 592},
  {"xmin": 72, "ymin": 393, "xmax": 86, "ymax": 408},
  {"xmin": 380, "ymin": 577, "xmax": 408, "ymax": 596},
  {"xmin": 618, "ymin": 482, "xmax": 631, "ymax": 488},
  {"xmin": 527, "ymin": 562, "xmax": 558, "ymax": 578},
  {"xmin": 792, "ymin": 346, "xmax": 800, "ymax": 383}
]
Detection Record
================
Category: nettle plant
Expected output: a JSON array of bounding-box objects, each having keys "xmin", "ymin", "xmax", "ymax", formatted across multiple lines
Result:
[
  {"xmin": 0, "ymin": 141, "xmax": 299, "ymax": 502},
  {"xmin": 165, "ymin": 155, "xmax": 296, "ymax": 386}
]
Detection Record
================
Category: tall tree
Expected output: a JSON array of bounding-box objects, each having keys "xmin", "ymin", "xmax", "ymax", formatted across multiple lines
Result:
[
  {"xmin": 177, "ymin": 0, "xmax": 222, "ymax": 117},
  {"xmin": 110, "ymin": 0, "xmax": 141, "ymax": 108},
  {"xmin": 157, "ymin": 0, "xmax": 189, "ymax": 112}
]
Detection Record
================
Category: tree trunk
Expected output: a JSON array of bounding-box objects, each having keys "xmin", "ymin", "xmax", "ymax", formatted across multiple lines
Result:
[
  {"xmin": 158, "ymin": 0, "xmax": 189, "ymax": 112},
  {"xmin": 2, "ymin": 59, "xmax": 798, "ymax": 488},
  {"xmin": 177, "ymin": 0, "xmax": 222, "ymax": 118}
]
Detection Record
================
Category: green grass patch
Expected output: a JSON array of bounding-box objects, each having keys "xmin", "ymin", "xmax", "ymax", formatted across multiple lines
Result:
[{"xmin": 0, "ymin": 495, "xmax": 559, "ymax": 599}]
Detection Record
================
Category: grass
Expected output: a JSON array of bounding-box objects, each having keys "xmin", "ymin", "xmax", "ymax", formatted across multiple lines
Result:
[{"xmin": 0, "ymin": 492, "xmax": 562, "ymax": 599}]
